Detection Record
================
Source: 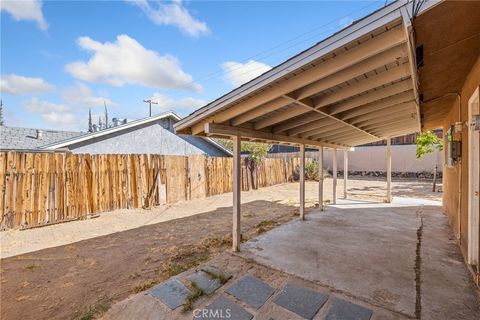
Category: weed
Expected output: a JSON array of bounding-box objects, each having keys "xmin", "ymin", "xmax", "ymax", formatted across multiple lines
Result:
[
  {"xmin": 255, "ymin": 220, "xmax": 277, "ymax": 233},
  {"xmin": 24, "ymin": 264, "xmax": 40, "ymax": 272},
  {"xmin": 133, "ymin": 279, "xmax": 159, "ymax": 293},
  {"xmin": 201, "ymin": 268, "xmax": 231, "ymax": 284},
  {"xmin": 161, "ymin": 262, "xmax": 188, "ymax": 277},
  {"xmin": 77, "ymin": 296, "xmax": 110, "ymax": 320},
  {"xmin": 183, "ymin": 281, "xmax": 204, "ymax": 312},
  {"xmin": 198, "ymin": 236, "xmax": 231, "ymax": 249}
]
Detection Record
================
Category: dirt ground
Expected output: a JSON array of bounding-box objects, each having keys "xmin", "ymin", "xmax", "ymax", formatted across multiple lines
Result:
[{"xmin": 0, "ymin": 178, "xmax": 441, "ymax": 320}]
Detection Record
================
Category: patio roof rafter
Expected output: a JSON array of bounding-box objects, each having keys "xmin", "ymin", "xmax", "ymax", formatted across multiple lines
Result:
[
  {"xmin": 203, "ymin": 123, "xmax": 347, "ymax": 149},
  {"xmin": 281, "ymin": 94, "xmax": 381, "ymax": 140}
]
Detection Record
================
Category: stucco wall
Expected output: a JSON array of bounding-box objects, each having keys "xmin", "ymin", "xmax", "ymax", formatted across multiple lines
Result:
[
  {"xmin": 68, "ymin": 122, "xmax": 228, "ymax": 157},
  {"xmin": 269, "ymin": 145, "xmax": 443, "ymax": 173},
  {"xmin": 441, "ymin": 56, "xmax": 480, "ymax": 259}
]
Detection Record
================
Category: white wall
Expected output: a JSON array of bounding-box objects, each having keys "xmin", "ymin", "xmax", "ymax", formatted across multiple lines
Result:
[{"xmin": 275, "ymin": 145, "xmax": 443, "ymax": 173}]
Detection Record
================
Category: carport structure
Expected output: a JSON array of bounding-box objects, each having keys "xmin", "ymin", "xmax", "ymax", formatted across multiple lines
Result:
[{"xmin": 175, "ymin": 1, "xmax": 435, "ymax": 252}]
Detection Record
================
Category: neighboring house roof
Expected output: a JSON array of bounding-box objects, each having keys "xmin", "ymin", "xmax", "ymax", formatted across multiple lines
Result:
[
  {"xmin": 40, "ymin": 111, "xmax": 232, "ymax": 156},
  {"xmin": 0, "ymin": 126, "xmax": 82, "ymax": 150}
]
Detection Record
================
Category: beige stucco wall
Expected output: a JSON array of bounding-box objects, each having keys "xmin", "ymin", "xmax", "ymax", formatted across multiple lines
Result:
[{"xmin": 441, "ymin": 56, "xmax": 480, "ymax": 265}]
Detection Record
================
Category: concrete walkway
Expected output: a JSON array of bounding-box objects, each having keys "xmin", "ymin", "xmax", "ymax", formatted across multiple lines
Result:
[{"xmin": 102, "ymin": 198, "xmax": 479, "ymax": 319}]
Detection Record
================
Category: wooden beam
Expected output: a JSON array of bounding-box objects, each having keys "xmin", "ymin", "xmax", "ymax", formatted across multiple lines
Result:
[
  {"xmin": 318, "ymin": 146, "xmax": 324, "ymax": 211},
  {"xmin": 332, "ymin": 148, "xmax": 337, "ymax": 204},
  {"xmin": 198, "ymin": 25, "xmax": 407, "ymax": 126},
  {"xmin": 204, "ymin": 123, "xmax": 345, "ymax": 148},
  {"xmin": 386, "ymin": 137, "xmax": 392, "ymax": 203},
  {"xmin": 343, "ymin": 149, "xmax": 348, "ymax": 199},
  {"xmin": 340, "ymin": 91, "xmax": 414, "ymax": 120},
  {"xmin": 373, "ymin": 124, "xmax": 418, "ymax": 136},
  {"xmin": 232, "ymin": 135, "xmax": 241, "ymax": 252},
  {"xmin": 314, "ymin": 63, "xmax": 411, "ymax": 109},
  {"xmin": 294, "ymin": 44, "xmax": 408, "ymax": 100},
  {"xmin": 254, "ymin": 104, "xmax": 312, "ymax": 130},
  {"xmin": 362, "ymin": 117, "xmax": 416, "ymax": 132},
  {"xmin": 273, "ymin": 113, "xmax": 324, "ymax": 134},
  {"xmin": 289, "ymin": 118, "xmax": 335, "ymax": 136},
  {"xmin": 300, "ymin": 123, "xmax": 347, "ymax": 139},
  {"xmin": 353, "ymin": 108, "xmax": 416, "ymax": 127},
  {"xmin": 314, "ymin": 127, "xmax": 356, "ymax": 138},
  {"xmin": 284, "ymin": 94, "xmax": 380, "ymax": 139},
  {"xmin": 348, "ymin": 103, "xmax": 416, "ymax": 125},
  {"xmin": 328, "ymin": 79, "xmax": 413, "ymax": 115},
  {"xmin": 400, "ymin": 7, "xmax": 422, "ymax": 131},
  {"xmin": 231, "ymin": 97, "xmax": 291, "ymax": 126},
  {"xmin": 300, "ymin": 144, "xmax": 305, "ymax": 220}
]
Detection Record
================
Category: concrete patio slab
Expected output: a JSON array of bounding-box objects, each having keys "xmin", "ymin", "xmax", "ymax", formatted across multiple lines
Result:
[
  {"xmin": 324, "ymin": 298, "xmax": 373, "ymax": 320},
  {"xmin": 242, "ymin": 199, "xmax": 480, "ymax": 319},
  {"xmin": 273, "ymin": 283, "xmax": 328, "ymax": 319},
  {"xmin": 225, "ymin": 275, "xmax": 275, "ymax": 309}
]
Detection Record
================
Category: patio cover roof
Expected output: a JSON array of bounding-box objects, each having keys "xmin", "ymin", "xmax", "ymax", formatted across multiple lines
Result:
[{"xmin": 175, "ymin": 1, "xmax": 441, "ymax": 148}]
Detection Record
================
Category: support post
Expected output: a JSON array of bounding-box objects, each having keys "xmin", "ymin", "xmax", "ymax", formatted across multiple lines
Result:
[
  {"xmin": 333, "ymin": 148, "xmax": 337, "ymax": 204},
  {"xmin": 343, "ymin": 149, "xmax": 348, "ymax": 199},
  {"xmin": 232, "ymin": 135, "xmax": 241, "ymax": 252},
  {"xmin": 318, "ymin": 146, "xmax": 324, "ymax": 211},
  {"xmin": 386, "ymin": 137, "xmax": 392, "ymax": 203},
  {"xmin": 300, "ymin": 144, "xmax": 305, "ymax": 220}
]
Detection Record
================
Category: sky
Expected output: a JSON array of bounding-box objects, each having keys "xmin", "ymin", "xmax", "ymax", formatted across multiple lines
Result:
[{"xmin": 0, "ymin": 0, "xmax": 389, "ymax": 132}]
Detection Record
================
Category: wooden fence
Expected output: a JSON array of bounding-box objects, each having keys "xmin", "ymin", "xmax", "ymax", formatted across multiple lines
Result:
[{"xmin": 0, "ymin": 152, "xmax": 305, "ymax": 230}]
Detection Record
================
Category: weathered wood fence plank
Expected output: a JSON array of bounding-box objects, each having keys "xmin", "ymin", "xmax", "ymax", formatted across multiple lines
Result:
[{"xmin": 0, "ymin": 152, "xmax": 300, "ymax": 230}]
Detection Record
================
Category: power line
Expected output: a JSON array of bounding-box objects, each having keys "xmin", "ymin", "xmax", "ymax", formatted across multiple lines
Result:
[{"xmin": 165, "ymin": 1, "xmax": 381, "ymax": 92}]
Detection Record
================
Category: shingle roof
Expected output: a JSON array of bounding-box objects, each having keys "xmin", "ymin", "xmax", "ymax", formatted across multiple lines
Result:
[{"xmin": 0, "ymin": 126, "xmax": 83, "ymax": 150}]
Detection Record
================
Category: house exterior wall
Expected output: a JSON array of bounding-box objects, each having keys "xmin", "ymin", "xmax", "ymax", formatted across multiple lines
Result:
[
  {"xmin": 67, "ymin": 122, "xmax": 228, "ymax": 156},
  {"xmin": 441, "ymin": 56, "xmax": 480, "ymax": 265}
]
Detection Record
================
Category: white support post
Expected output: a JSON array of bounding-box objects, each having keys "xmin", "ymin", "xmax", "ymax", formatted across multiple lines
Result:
[
  {"xmin": 318, "ymin": 146, "xmax": 324, "ymax": 211},
  {"xmin": 386, "ymin": 137, "xmax": 392, "ymax": 203},
  {"xmin": 300, "ymin": 144, "xmax": 305, "ymax": 220},
  {"xmin": 232, "ymin": 135, "xmax": 241, "ymax": 252},
  {"xmin": 343, "ymin": 149, "xmax": 348, "ymax": 199},
  {"xmin": 333, "ymin": 148, "xmax": 337, "ymax": 205}
]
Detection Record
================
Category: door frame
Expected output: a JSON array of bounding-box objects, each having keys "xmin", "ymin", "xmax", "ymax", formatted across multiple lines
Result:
[{"xmin": 468, "ymin": 86, "xmax": 479, "ymax": 266}]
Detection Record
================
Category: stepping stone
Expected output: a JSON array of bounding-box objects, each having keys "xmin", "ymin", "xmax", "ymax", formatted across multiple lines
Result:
[
  {"xmin": 149, "ymin": 278, "xmax": 191, "ymax": 310},
  {"xmin": 187, "ymin": 271, "xmax": 222, "ymax": 295},
  {"xmin": 225, "ymin": 275, "xmax": 275, "ymax": 309},
  {"xmin": 324, "ymin": 298, "xmax": 373, "ymax": 320},
  {"xmin": 202, "ymin": 265, "xmax": 232, "ymax": 281},
  {"xmin": 197, "ymin": 296, "xmax": 253, "ymax": 320},
  {"xmin": 273, "ymin": 284, "xmax": 328, "ymax": 319}
]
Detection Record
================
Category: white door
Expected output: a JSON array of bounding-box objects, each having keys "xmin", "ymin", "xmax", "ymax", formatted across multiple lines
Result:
[{"xmin": 468, "ymin": 87, "xmax": 479, "ymax": 266}]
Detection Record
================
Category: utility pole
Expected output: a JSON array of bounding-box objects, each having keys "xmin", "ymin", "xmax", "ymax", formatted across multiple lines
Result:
[{"xmin": 143, "ymin": 99, "xmax": 158, "ymax": 117}]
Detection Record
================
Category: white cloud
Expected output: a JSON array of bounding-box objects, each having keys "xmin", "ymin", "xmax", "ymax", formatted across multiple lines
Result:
[
  {"xmin": 128, "ymin": 0, "xmax": 209, "ymax": 37},
  {"xmin": 0, "ymin": 0, "xmax": 48, "ymax": 30},
  {"xmin": 150, "ymin": 92, "xmax": 206, "ymax": 116},
  {"xmin": 65, "ymin": 35, "xmax": 201, "ymax": 91},
  {"xmin": 0, "ymin": 74, "xmax": 55, "ymax": 95},
  {"xmin": 22, "ymin": 97, "xmax": 77, "ymax": 128},
  {"xmin": 63, "ymin": 83, "xmax": 118, "ymax": 107},
  {"xmin": 221, "ymin": 60, "xmax": 271, "ymax": 88}
]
